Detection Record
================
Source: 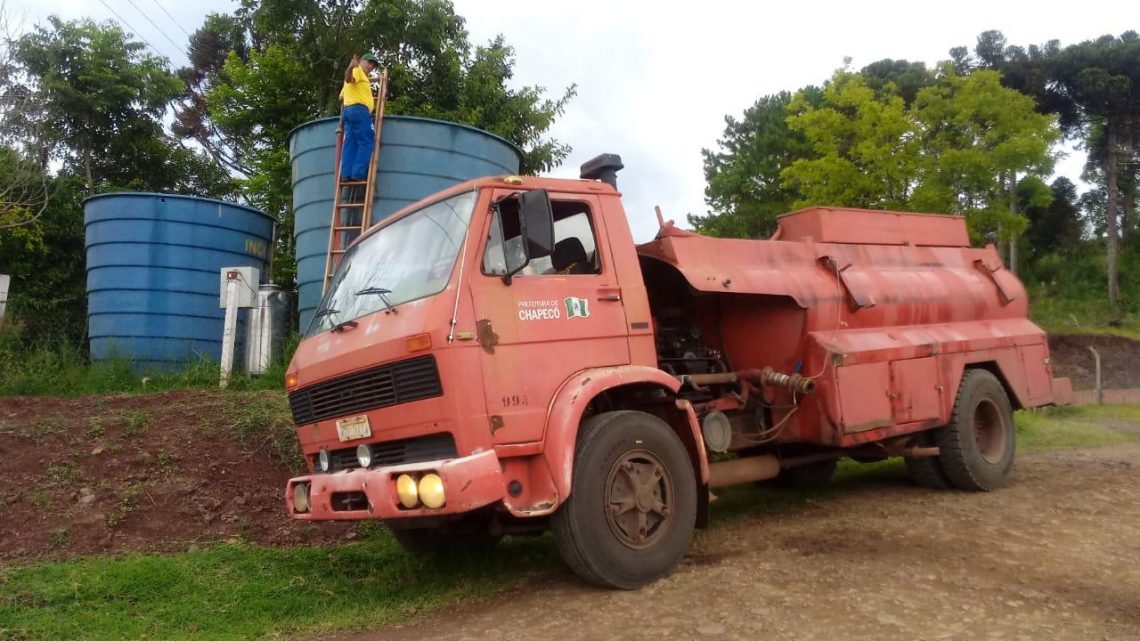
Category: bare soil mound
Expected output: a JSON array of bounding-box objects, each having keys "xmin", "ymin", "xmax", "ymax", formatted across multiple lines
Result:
[
  {"xmin": 0, "ymin": 390, "xmax": 353, "ymax": 561},
  {"xmin": 1048, "ymin": 333, "xmax": 1140, "ymax": 390}
]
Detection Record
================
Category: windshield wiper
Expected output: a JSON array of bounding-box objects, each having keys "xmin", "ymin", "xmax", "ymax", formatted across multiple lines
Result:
[
  {"xmin": 312, "ymin": 306, "xmax": 340, "ymax": 320},
  {"xmin": 356, "ymin": 287, "xmax": 399, "ymax": 314}
]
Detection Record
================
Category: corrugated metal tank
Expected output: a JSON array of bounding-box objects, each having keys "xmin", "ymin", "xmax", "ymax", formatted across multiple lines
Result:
[
  {"xmin": 84, "ymin": 193, "xmax": 275, "ymax": 368},
  {"xmin": 289, "ymin": 115, "xmax": 522, "ymax": 327}
]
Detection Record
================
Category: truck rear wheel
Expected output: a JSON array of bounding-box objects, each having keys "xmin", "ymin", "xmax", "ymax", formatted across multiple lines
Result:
[
  {"xmin": 551, "ymin": 410, "xmax": 697, "ymax": 589},
  {"xmin": 936, "ymin": 369, "xmax": 1016, "ymax": 491}
]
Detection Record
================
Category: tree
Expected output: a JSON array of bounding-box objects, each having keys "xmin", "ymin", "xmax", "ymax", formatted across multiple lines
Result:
[
  {"xmin": 1047, "ymin": 32, "xmax": 1140, "ymax": 307},
  {"xmin": 859, "ymin": 58, "xmax": 934, "ymax": 105},
  {"xmin": 783, "ymin": 68, "xmax": 919, "ymax": 210},
  {"xmin": 780, "ymin": 65, "xmax": 1057, "ymax": 243},
  {"xmin": 12, "ymin": 17, "xmax": 234, "ymax": 197},
  {"xmin": 910, "ymin": 67, "xmax": 1057, "ymax": 249},
  {"xmin": 1021, "ymin": 176, "xmax": 1083, "ymax": 258},
  {"xmin": 691, "ymin": 91, "xmax": 817, "ymax": 238},
  {"xmin": 0, "ymin": 1, "xmax": 51, "ymax": 230}
]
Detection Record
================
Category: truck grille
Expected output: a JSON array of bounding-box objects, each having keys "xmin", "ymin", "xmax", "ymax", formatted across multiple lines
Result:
[
  {"xmin": 317, "ymin": 433, "xmax": 458, "ymax": 473},
  {"xmin": 288, "ymin": 355, "xmax": 442, "ymax": 426}
]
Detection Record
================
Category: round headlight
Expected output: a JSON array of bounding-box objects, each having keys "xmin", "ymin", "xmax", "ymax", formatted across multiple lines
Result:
[
  {"xmin": 318, "ymin": 449, "xmax": 330, "ymax": 472},
  {"xmin": 356, "ymin": 444, "xmax": 372, "ymax": 468},
  {"xmin": 396, "ymin": 474, "xmax": 419, "ymax": 509},
  {"xmin": 293, "ymin": 482, "xmax": 310, "ymax": 513},
  {"xmin": 418, "ymin": 473, "xmax": 446, "ymax": 509}
]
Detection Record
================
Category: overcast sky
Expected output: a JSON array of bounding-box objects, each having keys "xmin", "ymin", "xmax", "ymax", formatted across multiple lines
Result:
[{"xmin": 11, "ymin": 0, "xmax": 1130, "ymax": 241}]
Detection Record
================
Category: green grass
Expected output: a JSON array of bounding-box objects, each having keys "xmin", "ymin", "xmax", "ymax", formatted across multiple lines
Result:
[
  {"xmin": 0, "ymin": 335, "xmax": 298, "ymax": 398},
  {"xmin": 1028, "ymin": 291, "xmax": 1140, "ymax": 338},
  {"xmin": 0, "ymin": 532, "xmax": 558, "ymax": 641},
  {"xmin": 219, "ymin": 391, "xmax": 304, "ymax": 471},
  {"xmin": 2, "ymin": 405, "xmax": 1136, "ymax": 641},
  {"xmin": 1015, "ymin": 405, "xmax": 1140, "ymax": 450}
]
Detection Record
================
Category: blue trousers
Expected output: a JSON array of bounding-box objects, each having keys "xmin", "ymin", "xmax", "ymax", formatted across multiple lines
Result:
[{"xmin": 340, "ymin": 104, "xmax": 374, "ymax": 180}]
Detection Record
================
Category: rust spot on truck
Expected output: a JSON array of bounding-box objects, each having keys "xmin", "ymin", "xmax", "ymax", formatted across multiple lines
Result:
[
  {"xmin": 476, "ymin": 319, "xmax": 498, "ymax": 354},
  {"xmin": 489, "ymin": 415, "xmax": 505, "ymax": 434}
]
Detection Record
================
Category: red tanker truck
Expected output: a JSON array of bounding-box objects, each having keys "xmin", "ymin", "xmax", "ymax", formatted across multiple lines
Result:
[{"xmin": 283, "ymin": 154, "xmax": 1071, "ymax": 589}]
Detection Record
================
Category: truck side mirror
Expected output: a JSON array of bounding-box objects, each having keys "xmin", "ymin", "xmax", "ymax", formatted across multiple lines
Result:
[
  {"xmin": 501, "ymin": 189, "xmax": 555, "ymax": 284},
  {"xmin": 519, "ymin": 189, "xmax": 555, "ymax": 259}
]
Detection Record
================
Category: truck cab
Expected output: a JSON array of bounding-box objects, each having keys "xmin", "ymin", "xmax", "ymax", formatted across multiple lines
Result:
[{"xmin": 284, "ymin": 155, "xmax": 1069, "ymax": 589}]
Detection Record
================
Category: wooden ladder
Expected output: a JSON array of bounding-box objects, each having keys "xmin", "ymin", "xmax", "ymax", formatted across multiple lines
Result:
[{"xmin": 323, "ymin": 68, "xmax": 389, "ymax": 292}]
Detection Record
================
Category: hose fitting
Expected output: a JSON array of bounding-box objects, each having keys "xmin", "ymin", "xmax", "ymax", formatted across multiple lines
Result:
[{"xmin": 761, "ymin": 367, "xmax": 815, "ymax": 396}]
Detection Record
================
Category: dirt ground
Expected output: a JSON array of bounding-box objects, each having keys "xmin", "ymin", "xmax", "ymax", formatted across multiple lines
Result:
[
  {"xmin": 0, "ymin": 332, "xmax": 1132, "ymax": 560},
  {"xmin": 0, "ymin": 391, "xmax": 353, "ymax": 560},
  {"xmin": 343, "ymin": 442, "xmax": 1140, "ymax": 641}
]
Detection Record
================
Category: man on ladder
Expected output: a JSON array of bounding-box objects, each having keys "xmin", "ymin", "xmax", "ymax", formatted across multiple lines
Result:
[{"xmin": 340, "ymin": 53, "xmax": 381, "ymax": 183}]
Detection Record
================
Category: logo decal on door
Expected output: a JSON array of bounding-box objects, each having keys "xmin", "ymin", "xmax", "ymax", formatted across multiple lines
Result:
[{"xmin": 564, "ymin": 297, "xmax": 590, "ymax": 319}]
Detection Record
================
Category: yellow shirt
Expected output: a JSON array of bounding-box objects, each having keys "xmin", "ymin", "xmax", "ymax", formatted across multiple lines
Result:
[{"xmin": 340, "ymin": 67, "xmax": 374, "ymax": 112}]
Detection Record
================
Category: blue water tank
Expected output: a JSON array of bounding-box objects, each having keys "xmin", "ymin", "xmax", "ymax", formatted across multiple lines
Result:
[
  {"xmin": 288, "ymin": 115, "xmax": 522, "ymax": 328},
  {"xmin": 84, "ymin": 193, "xmax": 275, "ymax": 368}
]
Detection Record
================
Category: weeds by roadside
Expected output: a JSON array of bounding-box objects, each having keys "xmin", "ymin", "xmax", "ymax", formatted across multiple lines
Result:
[{"xmin": 0, "ymin": 334, "xmax": 298, "ymax": 397}]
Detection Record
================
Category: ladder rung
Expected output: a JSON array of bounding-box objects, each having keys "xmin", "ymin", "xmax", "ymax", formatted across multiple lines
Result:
[
  {"xmin": 332, "ymin": 226, "xmax": 363, "ymax": 232},
  {"xmin": 339, "ymin": 181, "xmax": 367, "ymax": 186},
  {"xmin": 335, "ymin": 202, "xmax": 366, "ymax": 208}
]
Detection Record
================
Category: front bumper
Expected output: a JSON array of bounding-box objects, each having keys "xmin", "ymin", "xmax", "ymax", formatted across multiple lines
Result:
[{"xmin": 285, "ymin": 449, "xmax": 505, "ymax": 520}]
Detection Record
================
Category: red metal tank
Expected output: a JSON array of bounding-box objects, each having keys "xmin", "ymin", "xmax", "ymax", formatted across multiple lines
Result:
[{"xmin": 637, "ymin": 206, "xmax": 1071, "ymax": 449}]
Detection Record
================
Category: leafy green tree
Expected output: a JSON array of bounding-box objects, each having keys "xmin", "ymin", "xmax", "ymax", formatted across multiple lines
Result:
[
  {"xmin": 691, "ymin": 91, "xmax": 817, "ymax": 238},
  {"xmin": 0, "ymin": 169, "xmax": 87, "ymax": 343},
  {"xmin": 910, "ymin": 67, "xmax": 1057, "ymax": 246},
  {"xmin": 12, "ymin": 17, "xmax": 230, "ymax": 196},
  {"xmin": 779, "ymin": 66, "xmax": 1057, "ymax": 247},
  {"xmin": 783, "ymin": 68, "xmax": 920, "ymax": 210}
]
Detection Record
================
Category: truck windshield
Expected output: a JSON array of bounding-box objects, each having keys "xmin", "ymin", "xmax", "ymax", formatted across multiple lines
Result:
[{"xmin": 307, "ymin": 190, "xmax": 477, "ymax": 336}]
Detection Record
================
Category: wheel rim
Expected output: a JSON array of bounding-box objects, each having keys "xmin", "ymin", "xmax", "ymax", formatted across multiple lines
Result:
[
  {"xmin": 604, "ymin": 449, "xmax": 674, "ymax": 550},
  {"xmin": 973, "ymin": 398, "xmax": 1008, "ymax": 464}
]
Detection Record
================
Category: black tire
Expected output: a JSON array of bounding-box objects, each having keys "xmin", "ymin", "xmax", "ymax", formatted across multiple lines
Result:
[
  {"xmin": 389, "ymin": 516, "xmax": 502, "ymax": 556},
  {"xmin": 551, "ymin": 410, "xmax": 698, "ymax": 589},
  {"xmin": 905, "ymin": 431, "xmax": 952, "ymax": 489},
  {"xmin": 935, "ymin": 369, "xmax": 1016, "ymax": 491},
  {"xmin": 775, "ymin": 459, "xmax": 837, "ymax": 489}
]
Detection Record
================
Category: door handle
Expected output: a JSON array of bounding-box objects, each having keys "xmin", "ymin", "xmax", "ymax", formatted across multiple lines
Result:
[{"xmin": 598, "ymin": 294, "xmax": 622, "ymax": 302}]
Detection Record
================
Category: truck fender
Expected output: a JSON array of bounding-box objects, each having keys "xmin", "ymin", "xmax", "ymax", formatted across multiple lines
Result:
[{"xmin": 543, "ymin": 365, "xmax": 709, "ymax": 502}]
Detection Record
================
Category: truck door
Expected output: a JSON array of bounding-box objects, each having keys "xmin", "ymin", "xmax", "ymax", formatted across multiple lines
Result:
[{"xmin": 469, "ymin": 189, "xmax": 631, "ymax": 444}]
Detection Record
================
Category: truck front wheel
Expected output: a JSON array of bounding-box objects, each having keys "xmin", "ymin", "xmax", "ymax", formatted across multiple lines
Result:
[
  {"xmin": 936, "ymin": 369, "xmax": 1016, "ymax": 491},
  {"xmin": 552, "ymin": 410, "xmax": 697, "ymax": 589}
]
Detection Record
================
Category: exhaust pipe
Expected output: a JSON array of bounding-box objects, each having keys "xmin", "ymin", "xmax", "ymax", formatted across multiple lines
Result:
[{"xmin": 708, "ymin": 455, "xmax": 780, "ymax": 488}]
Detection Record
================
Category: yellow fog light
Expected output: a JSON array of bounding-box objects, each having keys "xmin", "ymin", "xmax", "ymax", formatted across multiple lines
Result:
[
  {"xmin": 418, "ymin": 473, "xmax": 445, "ymax": 509},
  {"xmin": 396, "ymin": 474, "xmax": 419, "ymax": 509},
  {"xmin": 293, "ymin": 482, "xmax": 311, "ymax": 513}
]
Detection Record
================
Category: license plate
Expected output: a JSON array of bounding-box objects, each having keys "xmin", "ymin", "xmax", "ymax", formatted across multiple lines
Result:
[{"xmin": 335, "ymin": 414, "xmax": 372, "ymax": 442}]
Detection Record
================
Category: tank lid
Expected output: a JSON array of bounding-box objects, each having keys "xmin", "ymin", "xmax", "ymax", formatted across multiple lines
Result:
[
  {"xmin": 286, "ymin": 114, "xmax": 524, "ymax": 163},
  {"xmin": 82, "ymin": 191, "xmax": 274, "ymax": 222}
]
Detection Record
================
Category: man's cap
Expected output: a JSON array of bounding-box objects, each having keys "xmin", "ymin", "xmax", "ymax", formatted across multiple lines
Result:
[{"xmin": 361, "ymin": 53, "xmax": 380, "ymax": 63}]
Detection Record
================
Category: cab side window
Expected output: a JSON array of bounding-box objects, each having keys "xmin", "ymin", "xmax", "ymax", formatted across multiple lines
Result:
[{"xmin": 482, "ymin": 198, "xmax": 601, "ymax": 276}]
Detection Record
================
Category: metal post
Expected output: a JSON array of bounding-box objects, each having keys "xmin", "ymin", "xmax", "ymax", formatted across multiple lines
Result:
[
  {"xmin": 0, "ymin": 274, "xmax": 9, "ymax": 328},
  {"xmin": 220, "ymin": 271, "xmax": 241, "ymax": 389},
  {"xmin": 1089, "ymin": 346, "xmax": 1102, "ymax": 405}
]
